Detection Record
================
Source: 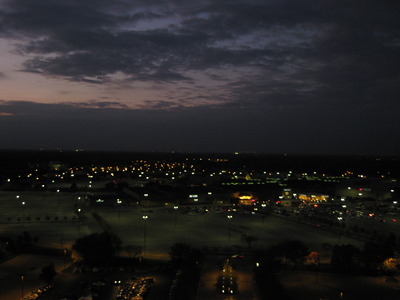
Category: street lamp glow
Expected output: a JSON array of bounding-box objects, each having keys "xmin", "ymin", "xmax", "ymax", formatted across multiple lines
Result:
[
  {"xmin": 227, "ymin": 215, "xmax": 233, "ymax": 242},
  {"xmin": 173, "ymin": 206, "xmax": 179, "ymax": 227},
  {"xmin": 143, "ymin": 215, "xmax": 149, "ymax": 258}
]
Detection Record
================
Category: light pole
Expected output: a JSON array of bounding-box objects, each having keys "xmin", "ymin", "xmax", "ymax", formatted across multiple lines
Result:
[
  {"xmin": 174, "ymin": 205, "xmax": 179, "ymax": 227},
  {"xmin": 20, "ymin": 273, "xmax": 24, "ymax": 300},
  {"xmin": 21, "ymin": 201, "xmax": 26, "ymax": 222},
  {"xmin": 77, "ymin": 208, "xmax": 82, "ymax": 234},
  {"xmin": 227, "ymin": 215, "xmax": 233, "ymax": 242},
  {"xmin": 261, "ymin": 203, "xmax": 267, "ymax": 224},
  {"xmin": 117, "ymin": 199, "xmax": 122, "ymax": 220},
  {"xmin": 63, "ymin": 248, "xmax": 67, "ymax": 269},
  {"xmin": 143, "ymin": 215, "xmax": 148, "ymax": 258}
]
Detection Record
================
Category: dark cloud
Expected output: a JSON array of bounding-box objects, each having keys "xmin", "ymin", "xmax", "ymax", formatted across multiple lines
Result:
[
  {"xmin": 1, "ymin": 1, "xmax": 400, "ymax": 153},
  {"xmin": 2, "ymin": 0, "xmax": 400, "ymax": 89}
]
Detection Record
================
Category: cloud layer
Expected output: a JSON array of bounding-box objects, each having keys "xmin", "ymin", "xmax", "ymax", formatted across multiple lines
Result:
[{"xmin": 1, "ymin": 0, "xmax": 400, "ymax": 153}]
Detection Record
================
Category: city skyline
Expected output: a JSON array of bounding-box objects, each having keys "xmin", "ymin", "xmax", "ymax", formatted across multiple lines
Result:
[{"xmin": 1, "ymin": 0, "xmax": 400, "ymax": 154}]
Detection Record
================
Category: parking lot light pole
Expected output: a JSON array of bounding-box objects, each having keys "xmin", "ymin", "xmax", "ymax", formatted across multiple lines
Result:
[
  {"xmin": 117, "ymin": 199, "xmax": 122, "ymax": 220},
  {"xmin": 63, "ymin": 248, "xmax": 67, "ymax": 269},
  {"xmin": 174, "ymin": 205, "xmax": 179, "ymax": 227},
  {"xmin": 20, "ymin": 273, "xmax": 24, "ymax": 300},
  {"xmin": 143, "ymin": 215, "xmax": 148, "ymax": 258},
  {"xmin": 22, "ymin": 201, "xmax": 26, "ymax": 222},
  {"xmin": 227, "ymin": 215, "xmax": 233, "ymax": 242}
]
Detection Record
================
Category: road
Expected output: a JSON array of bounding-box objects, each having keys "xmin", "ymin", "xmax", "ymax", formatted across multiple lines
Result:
[{"xmin": 197, "ymin": 254, "xmax": 259, "ymax": 300}]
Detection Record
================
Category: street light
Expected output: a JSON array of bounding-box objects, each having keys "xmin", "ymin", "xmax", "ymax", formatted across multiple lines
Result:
[
  {"xmin": 63, "ymin": 248, "xmax": 67, "ymax": 269},
  {"xmin": 21, "ymin": 201, "xmax": 26, "ymax": 222},
  {"xmin": 174, "ymin": 205, "xmax": 179, "ymax": 227},
  {"xmin": 143, "ymin": 215, "xmax": 148, "ymax": 258},
  {"xmin": 77, "ymin": 208, "xmax": 82, "ymax": 234},
  {"xmin": 20, "ymin": 273, "xmax": 24, "ymax": 300},
  {"xmin": 227, "ymin": 215, "xmax": 233, "ymax": 242},
  {"xmin": 117, "ymin": 199, "xmax": 122, "ymax": 220}
]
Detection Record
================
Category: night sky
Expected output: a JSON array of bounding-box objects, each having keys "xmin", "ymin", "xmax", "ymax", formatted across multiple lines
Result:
[{"xmin": 1, "ymin": 0, "xmax": 399, "ymax": 154}]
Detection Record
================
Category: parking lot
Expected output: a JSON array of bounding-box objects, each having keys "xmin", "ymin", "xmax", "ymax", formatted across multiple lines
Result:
[{"xmin": 0, "ymin": 190, "xmax": 372, "ymax": 299}]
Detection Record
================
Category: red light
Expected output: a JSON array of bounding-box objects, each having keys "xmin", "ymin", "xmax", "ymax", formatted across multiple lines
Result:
[
  {"xmin": 359, "ymin": 188, "xmax": 363, "ymax": 191},
  {"xmin": 276, "ymin": 200, "xmax": 281, "ymax": 204},
  {"xmin": 393, "ymin": 219, "xmax": 397, "ymax": 222}
]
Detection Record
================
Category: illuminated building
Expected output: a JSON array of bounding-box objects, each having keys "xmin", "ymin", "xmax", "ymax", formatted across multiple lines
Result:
[
  {"xmin": 298, "ymin": 193, "xmax": 329, "ymax": 203},
  {"xmin": 232, "ymin": 192, "xmax": 257, "ymax": 206}
]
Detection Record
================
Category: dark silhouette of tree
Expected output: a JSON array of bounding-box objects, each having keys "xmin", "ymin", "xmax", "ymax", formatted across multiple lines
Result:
[
  {"xmin": 362, "ymin": 241, "xmax": 393, "ymax": 270},
  {"xmin": 278, "ymin": 240, "xmax": 308, "ymax": 265},
  {"xmin": 39, "ymin": 263, "xmax": 57, "ymax": 283},
  {"xmin": 70, "ymin": 182, "xmax": 77, "ymax": 192},
  {"xmin": 169, "ymin": 243, "xmax": 202, "ymax": 267},
  {"xmin": 170, "ymin": 243, "xmax": 193, "ymax": 266},
  {"xmin": 168, "ymin": 243, "xmax": 203, "ymax": 300},
  {"xmin": 72, "ymin": 232, "xmax": 121, "ymax": 263},
  {"xmin": 125, "ymin": 245, "xmax": 142, "ymax": 259},
  {"xmin": 331, "ymin": 244, "xmax": 360, "ymax": 268},
  {"xmin": 16, "ymin": 231, "xmax": 38, "ymax": 252},
  {"xmin": 384, "ymin": 233, "xmax": 397, "ymax": 249},
  {"xmin": 241, "ymin": 234, "xmax": 258, "ymax": 248}
]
